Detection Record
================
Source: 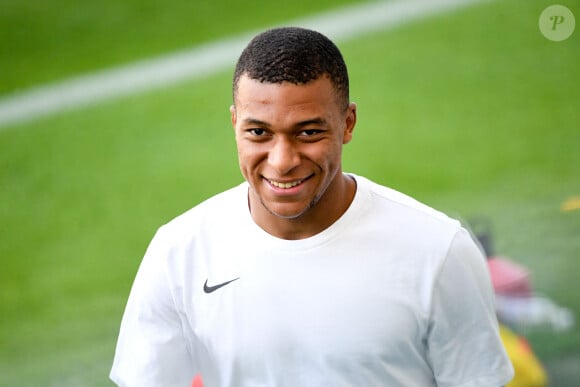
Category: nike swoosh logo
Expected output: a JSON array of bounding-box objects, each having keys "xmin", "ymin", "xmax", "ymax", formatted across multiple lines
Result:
[{"xmin": 203, "ymin": 277, "xmax": 240, "ymax": 294}]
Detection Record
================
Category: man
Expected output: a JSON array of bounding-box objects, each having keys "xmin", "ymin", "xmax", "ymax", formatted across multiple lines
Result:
[{"xmin": 111, "ymin": 27, "xmax": 513, "ymax": 386}]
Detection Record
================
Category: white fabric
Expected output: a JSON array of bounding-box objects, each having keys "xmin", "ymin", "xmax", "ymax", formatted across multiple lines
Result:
[{"xmin": 110, "ymin": 174, "xmax": 513, "ymax": 386}]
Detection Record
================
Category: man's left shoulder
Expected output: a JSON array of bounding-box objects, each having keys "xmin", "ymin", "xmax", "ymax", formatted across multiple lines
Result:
[{"xmin": 355, "ymin": 174, "xmax": 460, "ymax": 229}]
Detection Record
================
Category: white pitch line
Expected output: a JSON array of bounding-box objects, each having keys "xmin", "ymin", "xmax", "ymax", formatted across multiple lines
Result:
[{"xmin": 0, "ymin": 0, "xmax": 483, "ymax": 130}]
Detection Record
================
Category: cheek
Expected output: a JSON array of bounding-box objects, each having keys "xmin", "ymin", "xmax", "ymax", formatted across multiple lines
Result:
[
  {"xmin": 236, "ymin": 149, "xmax": 250, "ymax": 173},
  {"xmin": 236, "ymin": 152, "xmax": 253, "ymax": 182},
  {"xmin": 236, "ymin": 142, "xmax": 261, "ymax": 171},
  {"xmin": 234, "ymin": 140, "xmax": 248, "ymax": 172},
  {"xmin": 310, "ymin": 141, "xmax": 343, "ymax": 167}
]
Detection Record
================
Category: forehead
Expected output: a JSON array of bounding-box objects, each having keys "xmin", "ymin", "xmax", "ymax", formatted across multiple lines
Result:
[{"xmin": 234, "ymin": 75, "xmax": 341, "ymax": 114}]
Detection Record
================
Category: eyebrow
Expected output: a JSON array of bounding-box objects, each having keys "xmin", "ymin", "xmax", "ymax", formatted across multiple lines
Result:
[
  {"xmin": 242, "ymin": 118, "xmax": 269, "ymax": 127},
  {"xmin": 241, "ymin": 117, "xmax": 327, "ymax": 128},
  {"xmin": 295, "ymin": 118, "xmax": 327, "ymax": 127}
]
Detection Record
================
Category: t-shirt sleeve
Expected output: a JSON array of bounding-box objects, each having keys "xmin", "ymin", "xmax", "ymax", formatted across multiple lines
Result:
[
  {"xmin": 110, "ymin": 227, "xmax": 195, "ymax": 387},
  {"xmin": 427, "ymin": 227, "xmax": 514, "ymax": 387}
]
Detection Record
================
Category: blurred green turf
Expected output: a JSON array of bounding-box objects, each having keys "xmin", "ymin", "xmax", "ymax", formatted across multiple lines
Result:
[
  {"xmin": 1, "ymin": 0, "xmax": 579, "ymax": 385},
  {"xmin": 0, "ymin": 0, "xmax": 358, "ymax": 95}
]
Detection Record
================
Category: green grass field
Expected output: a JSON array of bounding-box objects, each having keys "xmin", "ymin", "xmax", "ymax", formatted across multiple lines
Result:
[{"xmin": 1, "ymin": 0, "xmax": 579, "ymax": 385}]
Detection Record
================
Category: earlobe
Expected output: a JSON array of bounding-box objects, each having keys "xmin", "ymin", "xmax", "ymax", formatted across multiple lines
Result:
[{"xmin": 343, "ymin": 102, "xmax": 357, "ymax": 144}]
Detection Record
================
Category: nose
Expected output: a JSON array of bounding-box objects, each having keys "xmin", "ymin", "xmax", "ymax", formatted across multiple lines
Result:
[{"xmin": 268, "ymin": 137, "xmax": 300, "ymax": 175}]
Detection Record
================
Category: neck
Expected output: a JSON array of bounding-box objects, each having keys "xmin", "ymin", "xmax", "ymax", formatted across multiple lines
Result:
[{"xmin": 249, "ymin": 173, "xmax": 356, "ymax": 240}]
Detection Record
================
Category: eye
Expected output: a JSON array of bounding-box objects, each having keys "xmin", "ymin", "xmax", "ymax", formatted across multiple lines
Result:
[
  {"xmin": 297, "ymin": 129, "xmax": 324, "ymax": 142},
  {"xmin": 248, "ymin": 128, "xmax": 266, "ymax": 136},
  {"xmin": 298, "ymin": 129, "xmax": 324, "ymax": 138}
]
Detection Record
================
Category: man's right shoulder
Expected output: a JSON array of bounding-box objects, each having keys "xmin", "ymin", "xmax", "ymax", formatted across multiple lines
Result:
[{"xmin": 156, "ymin": 182, "xmax": 248, "ymax": 241}]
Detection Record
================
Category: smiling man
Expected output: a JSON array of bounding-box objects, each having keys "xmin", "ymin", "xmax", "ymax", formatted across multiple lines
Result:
[
  {"xmin": 111, "ymin": 27, "xmax": 513, "ymax": 386},
  {"xmin": 231, "ymin": 74, "xmax": 356, "ymax": 239}
]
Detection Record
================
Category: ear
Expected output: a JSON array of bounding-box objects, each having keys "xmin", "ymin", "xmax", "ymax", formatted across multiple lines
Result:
[
  {"xmin": 342, "ymin": 102, "xmax": 357, "ymax": 144},
  {"xmin": 229, "ymin": 105, "xmax": 237, "ymax": 128}
]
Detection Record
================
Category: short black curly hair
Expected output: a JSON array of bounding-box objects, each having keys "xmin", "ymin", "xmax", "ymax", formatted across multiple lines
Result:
[{"xmin": 233, "ymin": 27, "xmax": 349, "ymax": 109}]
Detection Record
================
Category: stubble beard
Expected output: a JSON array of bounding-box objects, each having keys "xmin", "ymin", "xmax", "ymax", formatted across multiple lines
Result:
[{"xmin": 258, "ymin": 192, "xmax": 322, "ymax": 220}]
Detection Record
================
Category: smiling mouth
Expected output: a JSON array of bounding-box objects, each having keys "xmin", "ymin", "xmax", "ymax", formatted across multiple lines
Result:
[{"xmin": 267, "ymin": 176, "xmax": 311, "ymax": 189}]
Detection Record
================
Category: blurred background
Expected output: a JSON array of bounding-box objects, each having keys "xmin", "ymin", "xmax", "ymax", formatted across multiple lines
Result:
[{"xmin": 1, "ymin": 0, "xmax": 578, "ymax": 385}]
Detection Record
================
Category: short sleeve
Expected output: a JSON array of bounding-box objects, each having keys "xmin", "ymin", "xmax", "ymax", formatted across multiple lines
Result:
[
  {"xmin": 110, "ymin": 227, "xmax": 195, "ymax": 387},
  {"xmin": 428, "ymin": 227, "xmax": 514, "ymax": 387}
]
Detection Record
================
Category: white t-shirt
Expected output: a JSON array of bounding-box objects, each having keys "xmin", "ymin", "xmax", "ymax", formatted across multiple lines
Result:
[{"xmin": 110, "ymin": 175, "xmax": 513, "ymax": 387}]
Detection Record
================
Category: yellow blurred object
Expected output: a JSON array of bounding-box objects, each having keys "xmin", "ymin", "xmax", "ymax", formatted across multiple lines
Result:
[
  {"xmin": 500, "ymin": 324, "xmax": 548, "ymax": 387},
  {"xmin": 561, "ymin": 196, "xmax": 580, "ymax": 212}
]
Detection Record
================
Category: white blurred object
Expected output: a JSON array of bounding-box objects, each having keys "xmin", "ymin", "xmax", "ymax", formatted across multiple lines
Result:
[{"xmin": 495, "ymin": 294, "xmax": 575, "ymax": 332}]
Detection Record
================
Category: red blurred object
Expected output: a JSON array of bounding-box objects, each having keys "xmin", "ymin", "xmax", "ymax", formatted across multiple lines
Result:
[
  {"xmin": 487, "ymin": 256, "xmax": 531, "ymax": 297},
  {"xmin": 191, "ymin": 374, "xmax": 204, "ymax": 387}
]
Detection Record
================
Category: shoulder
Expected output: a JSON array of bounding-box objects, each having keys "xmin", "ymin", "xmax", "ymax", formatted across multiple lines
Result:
[
  {"xmin": 349, "ymin": 174, "xmax": 487, "ymax": 274},
  {"xmin": 352, "ymin": 174, "xmax": 461, "ymax": 236},
  {"xmin": 136, "ymin": 181, "xmax": 249, "ymax": 285},
  {"xmin": 154, "ymin": 181, "xmax": 249, "ymax": 245}
]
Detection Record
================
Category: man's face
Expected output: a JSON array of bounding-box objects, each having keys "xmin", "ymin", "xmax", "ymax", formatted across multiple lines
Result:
[{"xmin": 231, "ymin": 75, "xmax": 356, "ymax": 221}]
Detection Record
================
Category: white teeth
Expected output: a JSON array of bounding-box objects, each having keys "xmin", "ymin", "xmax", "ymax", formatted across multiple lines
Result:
[{"xmin": 269, "ymin": 179, "xmax": 301, "ymax": 189}]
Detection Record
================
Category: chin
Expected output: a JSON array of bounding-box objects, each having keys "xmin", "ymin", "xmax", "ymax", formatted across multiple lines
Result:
[{"xmin": 261, "ymin": 200, "xmax": 315, "ymax": 220}]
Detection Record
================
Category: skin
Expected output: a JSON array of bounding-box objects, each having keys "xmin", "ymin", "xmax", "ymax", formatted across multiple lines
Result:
[{"xmin": 230, "ymin": 74, "xmax": 357, "ymax": 240}]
